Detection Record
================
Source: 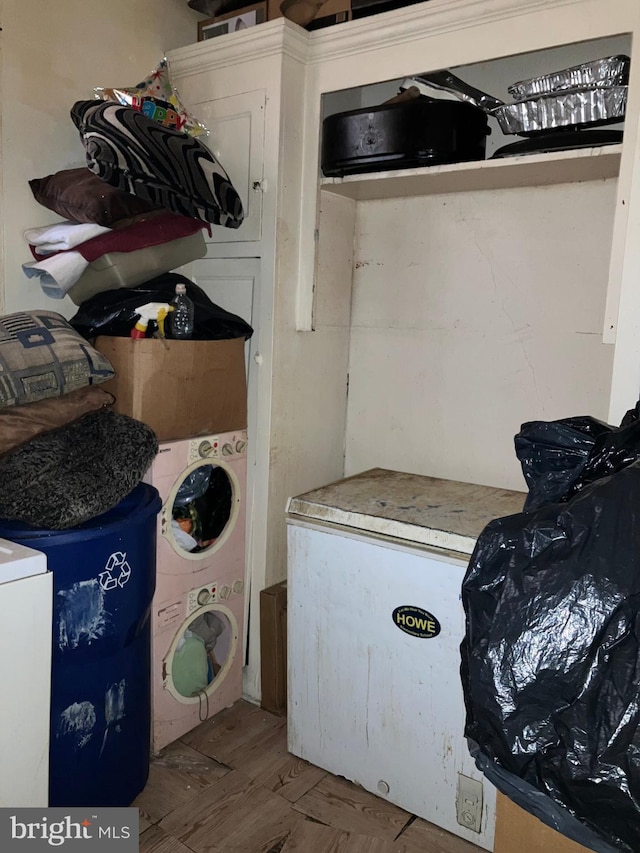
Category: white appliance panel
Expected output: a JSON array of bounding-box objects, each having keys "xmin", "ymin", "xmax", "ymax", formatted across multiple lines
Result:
[
  {"xmin": 287, "ymin": 520, "xmax": 495, "ymax": 850},
  {"xmin": 0, "ymin": 540, "xmax": 51, "ymax": 807}
]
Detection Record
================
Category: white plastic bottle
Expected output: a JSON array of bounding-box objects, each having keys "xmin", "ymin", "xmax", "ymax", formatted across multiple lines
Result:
[{"xmin": 169, "ymin": 283, "xmax": 195, "ymax": 340}]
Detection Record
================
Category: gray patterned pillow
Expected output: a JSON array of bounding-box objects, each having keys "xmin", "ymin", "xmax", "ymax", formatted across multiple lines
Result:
[
  {"xmin": 0, "ymin": 311, "xmax": 114, "ymax": 408},
  {"xmin": 70, "ymin": 100, "xmax": 244, "ymax": 228}
]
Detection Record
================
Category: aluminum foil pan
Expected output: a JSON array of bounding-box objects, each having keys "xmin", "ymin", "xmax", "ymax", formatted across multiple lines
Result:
[
  {"xmin": 508, "ymin": 55, "xmax": 630, "ymax": 101},
  {"xmin": 493, "ymin": 85, "xmax": 628, "ymax": 135}
]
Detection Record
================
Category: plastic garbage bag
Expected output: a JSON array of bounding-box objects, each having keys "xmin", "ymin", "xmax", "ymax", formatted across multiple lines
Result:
[
  {"xmin": 462, "ymin": 402, "xmax": 640, "ymax": 853},
  {"xmin": 173, "ymin": 467, "xmax": 212, "ymax": 508},
  {"xmin": 70, "ymin": 272, "xmax": 253, "ymax": 341},
  {"xmin": 515, "ymin": 401, "xmax": 640, "ymax": 511},
  {"xmin": 192, "ymin": 466, "xmax": 232, "ymax": 542},
  {"xmin": 171, "ymin": 465, "xmax": 232, "ymax": 554},
  {"xmin": 514, "ymin": 415, "xmax": 610, "ymax": 510}
]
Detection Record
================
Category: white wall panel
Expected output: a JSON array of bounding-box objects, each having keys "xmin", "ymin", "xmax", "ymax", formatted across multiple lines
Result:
[{"xmin": 345, "ymin": 180, "xmax": 616, "ymax": 489}]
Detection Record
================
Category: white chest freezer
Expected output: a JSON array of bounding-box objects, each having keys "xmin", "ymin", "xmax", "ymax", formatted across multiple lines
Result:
[
  {"xmin": 286, "ymin": 468, "xmax": 525, "ymax": 850},
  {"xmin": 0, "ymin": 539, "xmax": 52, "ymax": 807}
]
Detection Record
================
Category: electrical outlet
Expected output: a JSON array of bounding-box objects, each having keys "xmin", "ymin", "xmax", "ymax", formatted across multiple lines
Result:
[{"xmin": 456, "ymin": 773, "xmax": 483, "ymax": 833}]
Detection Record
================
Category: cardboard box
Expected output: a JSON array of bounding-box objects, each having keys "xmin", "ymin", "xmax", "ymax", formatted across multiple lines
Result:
[
  {"xmin": 95, "ymin": 336, "xmax": 247, "ymax": 442},
  {"xmin": 260, "ymin": 580, "xmax": 287, "ymax": 716},
  {"xmin": 494, "ymin": 793, "xmax": 592, "ymax": 853}
]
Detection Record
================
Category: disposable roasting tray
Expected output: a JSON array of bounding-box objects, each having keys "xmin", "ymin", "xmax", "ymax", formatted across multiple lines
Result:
[
  {"xmin": 410, "ymin": 71, "xmax": 628, "ymax": 136},
  {"xmin": 507, "ymin": 55, "xmax": 630, "ymax": 101},
  {"xmin": 494, "ymin": 85, "xmax": 628, "ymax": 135}
]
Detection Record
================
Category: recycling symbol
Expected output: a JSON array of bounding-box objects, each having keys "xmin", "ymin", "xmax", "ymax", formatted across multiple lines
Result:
[{"xmin": 99, "ymin": 552, "xmax": 132, "ymax": 591}]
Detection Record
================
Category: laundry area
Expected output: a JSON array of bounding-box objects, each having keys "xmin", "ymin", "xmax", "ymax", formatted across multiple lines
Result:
[{"xmin": 3, "ymin": 1, "xmax": 640, "ymax": 853}]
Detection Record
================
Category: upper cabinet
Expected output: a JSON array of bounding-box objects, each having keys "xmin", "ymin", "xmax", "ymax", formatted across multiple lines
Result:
[{"xmin": 191, "ymin": 89, "xmax": 266, "ymax": 244}]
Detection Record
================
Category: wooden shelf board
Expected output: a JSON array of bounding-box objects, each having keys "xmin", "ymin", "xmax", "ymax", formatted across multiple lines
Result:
[{"xmin": 320, "ymin": 144, "xmax": 622, "ymax": 201}]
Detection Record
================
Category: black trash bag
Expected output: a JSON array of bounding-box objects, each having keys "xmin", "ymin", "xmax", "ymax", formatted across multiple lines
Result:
[
  {"xmin": 515, "ymin": 402, "xmax": 640, "ymax": 511},
  {"xmin": 514, "ymin": 416, "xmax": 610, "ymax": 510},
  {"xmin": 172, "ymin": 465, "xmax": 232, "ymax": 554},
  {"xmin": 193, "ymin": 466, "xmax": 233, "ymax": 542},
  {"xmin": 69, "ymin": 272, "xmax": 253, "ymax": 341},
  {"xmin": 461, "ymin": 460, "xmax": 640, "ymax": 853}
]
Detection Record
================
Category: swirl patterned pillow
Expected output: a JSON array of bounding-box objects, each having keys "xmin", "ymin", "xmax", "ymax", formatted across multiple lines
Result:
[
  {"xmin": 70, "ymin": 100, "xmax": 244, "ymax": 229},
  {"xmin": 0, "ymin": 311, "xmax": 114, "ymax": 409}
]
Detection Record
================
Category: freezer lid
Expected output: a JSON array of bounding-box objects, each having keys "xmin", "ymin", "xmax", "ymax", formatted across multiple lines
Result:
[
  {"xmin": 0, "ymin": 539, "xmax": 47, "ymax": 584},
  {"xmin": 286, "ymin": 468, "xmax": 525, "ymax": 555}
]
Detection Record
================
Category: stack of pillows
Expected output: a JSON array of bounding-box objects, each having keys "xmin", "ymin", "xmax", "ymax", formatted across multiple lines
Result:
[
  {"xmin": 29, "ymin": 98, "xmax": 244, "ymax": 233},
  {"xmin": 2, "ymin": 97, "xmax": 247, "ymax": 528},
  {"xmin": 0, "ymin": 310, "xmax": 158, "ymax": 529},
  {"xmin": 25, "ymin": 98, "xmax": 244, "ymax": 302}
]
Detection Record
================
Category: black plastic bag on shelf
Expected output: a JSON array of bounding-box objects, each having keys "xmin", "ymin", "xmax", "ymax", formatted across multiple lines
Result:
[
  {"xmin": 515, "ymin": 401, "xmax": 640, "ymax": 511},
  {"xmin": 462, "ymin": 402, "xmax": 640, "ymax": 853},
  {"xmin": 69, "ymin": 272, "xmax": 253, "ymax": 341}
]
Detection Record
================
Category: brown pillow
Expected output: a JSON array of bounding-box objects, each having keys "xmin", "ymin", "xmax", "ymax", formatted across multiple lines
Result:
[
  {"xmin": 29, "ymin": 168, "xmax": 160, "ymax": 228},
  {"xmin": 0, "ymin": 385, "xmax": 114, "ymax": 457}
]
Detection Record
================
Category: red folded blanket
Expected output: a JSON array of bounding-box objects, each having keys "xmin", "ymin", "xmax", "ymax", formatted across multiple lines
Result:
[{"xmin": 31, "ymin": 212, "xmax": 208, "ymax": 262}]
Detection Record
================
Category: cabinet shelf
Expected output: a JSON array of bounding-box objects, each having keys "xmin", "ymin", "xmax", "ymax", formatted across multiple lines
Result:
[{"xmin": 320, "ymin": 144, "xmax": 622, "ymax": 201}]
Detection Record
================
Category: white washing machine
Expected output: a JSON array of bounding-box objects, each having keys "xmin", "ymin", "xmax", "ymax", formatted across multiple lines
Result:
[
  {"xmin": 0, "ymin": 539, "xmax": 52, "ymax": 806},
  {"xmin": 145, "ymin": 430, "xmax": 247, "ymax": 752},
  {"xmin": 286, "ymin": 468, "xmax": 525, "ymax": 851}
]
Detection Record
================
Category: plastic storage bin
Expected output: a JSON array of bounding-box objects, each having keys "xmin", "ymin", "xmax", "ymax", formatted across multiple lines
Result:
[
  {"xmin": 0, "ymin": 484, "xmax": 161, "ymax": 807},
  {"xmin": 67, "ymin": 230, "xmax": 207, "ymax": 306}
]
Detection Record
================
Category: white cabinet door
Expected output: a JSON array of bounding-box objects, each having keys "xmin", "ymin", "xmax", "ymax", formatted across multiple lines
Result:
[
  {"xmin": 194, "ymin": 90, "xmax": 266, "ymax": 244},
  {"xmin": 191, "ymin": 257, "xmax": 258, "ymax": 378}
]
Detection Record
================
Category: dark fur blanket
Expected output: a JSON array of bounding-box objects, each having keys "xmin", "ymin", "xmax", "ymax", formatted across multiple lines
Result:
[{"xmin": 0, "ymin": 408, "xmax": 158, "ymax": 529}]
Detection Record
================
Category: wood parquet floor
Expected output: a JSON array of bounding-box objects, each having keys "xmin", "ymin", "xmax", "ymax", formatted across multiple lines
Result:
[{"xmin": 134, "ymin": 700, "xmax": 484, "ymax": 853}]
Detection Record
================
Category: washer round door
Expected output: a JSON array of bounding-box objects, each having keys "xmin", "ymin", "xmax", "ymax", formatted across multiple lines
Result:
[
  {"xmin": 163, "ymin": 603, "xmax": 238, "ymax": 705},
  {"xmin": 161, "ymin": 459, "xmax": 241, "ymax": 560}
]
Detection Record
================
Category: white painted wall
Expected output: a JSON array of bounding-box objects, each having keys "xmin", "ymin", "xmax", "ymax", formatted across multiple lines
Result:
[
  {"xmin": 1, "ymin": 0, "xmax": 202, "ymax": 316},
  {"xmin": 345, "ymin": 179, "xmax": 617, "ymax": 490}
]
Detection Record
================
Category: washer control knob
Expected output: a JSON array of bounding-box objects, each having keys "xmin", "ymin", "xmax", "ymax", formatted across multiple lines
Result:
[
  {"xmin": 198, "ymin": 440, "xmax": 213, "ymax": 458},
  {"xmin": 219, "ymin": 585, "xmax": 231, "ymax": 600},
  {"xmin": 235, "ymin": 440, "xmax": 247, "ymax": 453},
  {"xmin": 232, "ymin": 580, "xmax": 244, "ymax": 595},
  {"xmin": 221, "ymin": 443, "xmax": 234, "ymax": 456},
  {"xmin": 197, "ymin": 588, "xmax": 211, "ymax": 606}
]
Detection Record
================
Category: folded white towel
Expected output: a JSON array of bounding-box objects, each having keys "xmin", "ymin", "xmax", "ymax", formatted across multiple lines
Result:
[
  {"xmin": 24, "ymin": 220, "xmax": 111, "ymax": 255},
  {"xmin": 22, "ymin": 252, "xmax": 89, "ymax": 299}
]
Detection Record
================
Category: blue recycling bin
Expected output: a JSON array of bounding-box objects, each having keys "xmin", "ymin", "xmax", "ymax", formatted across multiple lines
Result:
[{"xmin": 0, "ymin": 483, "xmax": 161, "ymax": 807}]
